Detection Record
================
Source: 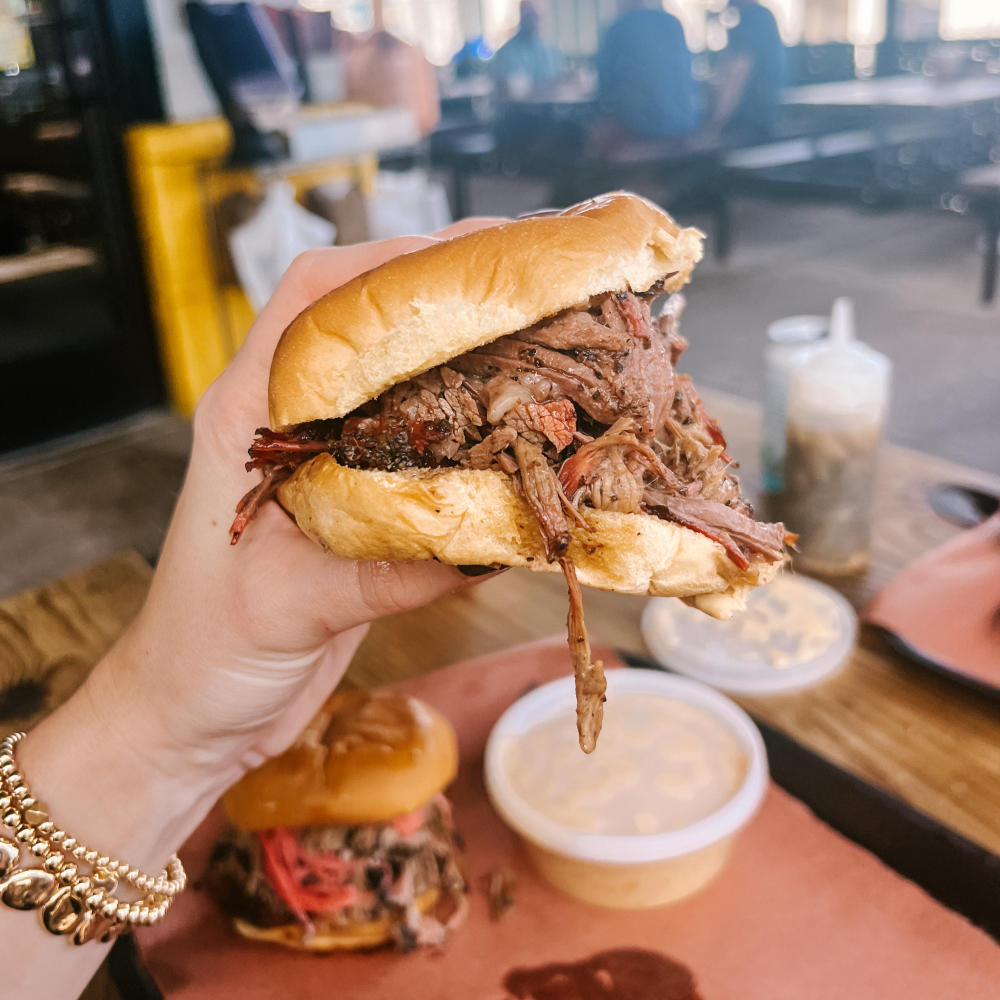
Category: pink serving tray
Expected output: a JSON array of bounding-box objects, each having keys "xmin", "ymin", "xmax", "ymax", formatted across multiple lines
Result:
[{"xmin": 139, "ymin": 638, "xmax": 1000, "ymax": 998}]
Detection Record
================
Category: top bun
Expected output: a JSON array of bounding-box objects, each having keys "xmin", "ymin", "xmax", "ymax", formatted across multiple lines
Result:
[
  {"xmin": 268, "ymin": 192, "xmax": 704, "ymax": 428},
  {"xmin": 222, "ymin": 690, "xmax": 458, "ymax": 830}
]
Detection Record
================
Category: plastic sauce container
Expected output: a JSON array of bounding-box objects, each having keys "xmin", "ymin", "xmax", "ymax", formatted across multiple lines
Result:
[
  {"xmin": 484, "ymin": 669, "xmax": 768, "ymax": 909},
  {"xmin": 762, "ymin": 314, "xmax": 828, "ymax": 493},
  {"xmin": 777, "ymin": 298, "xmax": 891, "ymax": 575}
]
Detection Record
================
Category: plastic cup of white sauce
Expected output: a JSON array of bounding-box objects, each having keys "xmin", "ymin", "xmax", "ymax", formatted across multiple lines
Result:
[{"xmin": 484, "ymin": 668, "xmax": 768, "ymax": 908}]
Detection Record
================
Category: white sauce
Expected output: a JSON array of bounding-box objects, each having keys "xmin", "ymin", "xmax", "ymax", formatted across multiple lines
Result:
[
  {"xmin": 649, "ymin": 574, "xmax": 843, "ymax": 671},
  {"xmin": 504, "ymin": 694, "xmax": 747, "ymax": 836}
]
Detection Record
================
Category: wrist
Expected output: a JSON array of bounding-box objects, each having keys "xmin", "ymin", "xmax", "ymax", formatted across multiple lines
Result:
[{"xmin": 13, "ymin": 659, "xmax": 232, "ymax": 873}]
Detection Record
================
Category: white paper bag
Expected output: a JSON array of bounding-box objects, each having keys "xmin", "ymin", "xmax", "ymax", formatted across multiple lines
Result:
[
  {"xmin": 227, "ymin": 181, "xmax": 336, "ymax": 312},
  {"xmin": 365, "ymin": 170, "xmax": 452, "ymax": 240}
]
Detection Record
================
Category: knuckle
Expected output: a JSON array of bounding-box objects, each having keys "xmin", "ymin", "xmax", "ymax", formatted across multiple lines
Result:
[{"xmin": 355, "ymin": 560, "xmax": 413, "ymax": 619}]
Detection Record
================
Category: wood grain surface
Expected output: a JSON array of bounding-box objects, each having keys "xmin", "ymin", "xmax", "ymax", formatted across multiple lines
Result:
[{"xmin": 0, "ymin": 551, "xmax": 152, "ymax": 733}]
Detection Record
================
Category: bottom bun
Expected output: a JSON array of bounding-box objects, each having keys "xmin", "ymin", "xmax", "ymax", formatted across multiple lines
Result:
[
  {"xmin": 233, "ymin": 888, "xmax": 440, "ymax": 953},
  {"xmin": 278, "ymin": 457, "xmax": 780, "ymax": 619}
]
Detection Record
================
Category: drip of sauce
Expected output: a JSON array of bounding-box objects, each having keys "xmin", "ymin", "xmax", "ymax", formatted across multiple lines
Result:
[{"xmin": 503, "ymin": 948, "xmax": 704, "ymax": 1000}]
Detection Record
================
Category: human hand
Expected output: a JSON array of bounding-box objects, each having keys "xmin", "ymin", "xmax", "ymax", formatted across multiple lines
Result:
[{"xmin": 19, "ymin": 220, "xmax": 506, "ymax": 872}]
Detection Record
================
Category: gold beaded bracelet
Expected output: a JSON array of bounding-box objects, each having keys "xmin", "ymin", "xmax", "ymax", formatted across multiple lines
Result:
[{"xmin": 0, "ymin": 732, "xmax": 187, "ymax": 945}]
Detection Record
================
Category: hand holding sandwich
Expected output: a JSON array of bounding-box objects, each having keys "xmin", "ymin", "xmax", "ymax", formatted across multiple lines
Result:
[{"xmin": 2, "ymin": 222, "xmax": 500, "ymax": 997}]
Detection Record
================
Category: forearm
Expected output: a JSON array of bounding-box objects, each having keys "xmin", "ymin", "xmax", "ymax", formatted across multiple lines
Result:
[{"xmin": 0, "ymin": 646, "xmax": 230, "ymax": 999}]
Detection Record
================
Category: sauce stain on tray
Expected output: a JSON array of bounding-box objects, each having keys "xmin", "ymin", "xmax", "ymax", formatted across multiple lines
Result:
[{"xmin": 503, "ymin": 948, "xmax": 703, "ymax": 999}]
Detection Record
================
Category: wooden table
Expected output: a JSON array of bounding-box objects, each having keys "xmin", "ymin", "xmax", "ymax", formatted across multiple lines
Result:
[
  {"xmin": 783, "ymin": 74, "xmax": 1000, "ymax": 111},
  {"xmin": 3, "ymin": 392, "xmax": 999, "ymax": 868}
]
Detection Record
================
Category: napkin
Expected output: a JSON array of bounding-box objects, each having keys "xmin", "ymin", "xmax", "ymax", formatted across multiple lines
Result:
[{"xmin": 865, "ymin": 512, "xmax": 1000, "ymax": 689}]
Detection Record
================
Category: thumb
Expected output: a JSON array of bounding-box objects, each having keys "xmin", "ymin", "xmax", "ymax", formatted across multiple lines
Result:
[{"xmin": 236, "ymin": 504, "xmax": 476, "ymax": 644}]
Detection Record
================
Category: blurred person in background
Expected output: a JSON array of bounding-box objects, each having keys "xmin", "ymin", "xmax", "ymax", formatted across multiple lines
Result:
[
  {"xmin": 706, "ymin": 0, "xmax": 787, "ymax": 142},
  {"xmin": 594, "ymin": 0, "xmax": 702, "ymax": 142},
  {"xmin": 492, "ymin": 0, "xmax": 562, "ymax": 99},
  {"xmin": 345, "ymin": 0, "xmax": 440, "ymax": 137}
]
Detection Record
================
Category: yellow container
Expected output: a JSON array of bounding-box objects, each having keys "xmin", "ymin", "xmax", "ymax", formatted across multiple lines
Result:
[{"xmin": 124, "ymin": 113, "xmax": 377, "ymax": 416}]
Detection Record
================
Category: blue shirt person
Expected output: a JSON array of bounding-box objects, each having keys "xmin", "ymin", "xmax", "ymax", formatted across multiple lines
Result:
[
  {"xmin": 493, "ymin": 1, "xmax": 561, "ymax": 98},
  {"xmin": 717, "ymin": 0, "xmax": 787, "ymax": 136},
  {"xmin": 596, "ymin": 0, "xmax": 702, "ymax": 139}
]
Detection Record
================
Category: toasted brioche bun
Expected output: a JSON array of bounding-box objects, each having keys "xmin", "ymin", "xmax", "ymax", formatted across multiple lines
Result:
[
  {"xmin": 268, "ymin": 192, "xmax": 704, "ymax": 429},
  {"xmin": 232, "ymin": 889, "xmax": 440, "ymax": 953},
  {"xmin": 277, "ymin": 457, "xmax": 779, "ymax": 618},
  {"xmin": 266, "ymin": 192, "xmax": 774, "ymax": 616},
  {"xmin": 223, "ymin": 690, "xmax": 458, "ymax": 830}
]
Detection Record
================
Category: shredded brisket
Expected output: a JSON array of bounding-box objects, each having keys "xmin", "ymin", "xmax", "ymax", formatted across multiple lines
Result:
[
  {"xmin": 232, "ymin": 288, "xmax": 790, "ymax": 751},
  {"xmin": 206, "ymin": 794, "xmax": 466, "ymax": 951}
]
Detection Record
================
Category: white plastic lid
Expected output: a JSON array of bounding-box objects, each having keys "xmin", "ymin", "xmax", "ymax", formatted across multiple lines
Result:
[
  {"xmin": 640, "ymin": 574, "xmax": 857, "ymax": 695},
  {"xmin": 766, "ymin": 314, "xmax": 827, "ymax": 345},
  {"xmin": 484, "ymin": 669, "xmax": 768, "ymax": 864},
  {"xmin": 787, "ymin": 298, "xmax": 891, "ymax": 425}
]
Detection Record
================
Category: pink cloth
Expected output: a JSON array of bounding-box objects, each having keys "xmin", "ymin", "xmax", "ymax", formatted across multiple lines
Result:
[
  {"xmin": 866, "ymin": 512, "xmax": 1000, "ymax": 687},
  {"xmin": 139, "ymin": 639, "xmax": 1000, "ymax": 998}
]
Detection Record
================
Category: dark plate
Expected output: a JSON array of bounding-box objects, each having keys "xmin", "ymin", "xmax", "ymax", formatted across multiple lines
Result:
[
  {"xmin": 926, "ymin": 483, "xmax": 1000, "ymax": 529},
  {"xmin": 873, "ymin": 626, "xmax": 1000, "ymax": 706}
]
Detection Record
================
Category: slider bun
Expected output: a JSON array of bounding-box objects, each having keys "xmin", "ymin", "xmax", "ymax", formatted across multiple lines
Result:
[
  {"xmin": 232, "ymin": 889, "xmax": 440, "ymax": 953},
  {"xmin": 268, "ymin": 192, "xmax": 704, "ymax": 429},
  {"xmin": 277, "ymin": 457, "xmax": 780, "ymax": 618},
  {"xmin": 222, "ymin": 690, "xmax": 458, "ymax": 830}
]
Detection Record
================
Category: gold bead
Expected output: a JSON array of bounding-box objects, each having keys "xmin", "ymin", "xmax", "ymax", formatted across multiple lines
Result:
[
  {"xmin": 11, "ymin": 784, "xmax": 27, "ymax": 798},
  {"xmin": 92, "ymin": 870, "xmax": 117, "ymax": 893},
  {"xmin": 2, "ymin": 810, "xmax": 20, "ymax": 827},
  {"xmin": 115, "ymin": 901, "xmax": 129, "ymax": 922},
  {"xmin": 61, "ymin": 837, "xmax": 76, "ymax": 852},
  {"xmin": 0, "ymin": 867, "xmax": 57, "ymax": 909},
  {"xmin": 0, "ymin": 763, "xmax": 14, "ymax": 777},
  {"xmin": 138, "ymin": 906, "xmax": 150, "ymax": 925},
  {"xmin": 127, "ymin": 903, "xmax": 141, "ymax": 923},
  {"xmin": 0, "ymin": 838, "xmax": 18, "ymax": 877},
  {"xmin": 71, "ymin": 845, "xmax": 87, "ymax": 860},
  {"xmin": 71, "ymin": 911, "xmax": 96, "ymax": 946},
  {"xmin": 56, "ymin": 864, "xmax": 77, "ymax": 885},
  {"xmin": 97, "ymin": 918, "xmax": 123, "ymax": 944},
  {"xmin": 104, "ymin": 859, "xmax": 119, "ymax": 873},
  {"xmin": 18, "ymin": 795, "xmax": 35, "ymax": 809},
  {"xmin": 0, "ymin": 794, "xmax": 10, "ymax": 811},
  {"xmin": 29, "ymin": 840, "xmax": 49, "ymax": 858},
  {"xmin": 14, "ymin": 827, "xmax": 35, "ymax": 846},
  {"xmin": 42, "ymin": 885, "xmax": 85, "ymax": 936},
  {"xmin": 95, "ymin": 855, "xmax": 109, "ymax": 869},
  {"xmin": 49, "ymin": 829, "xmax": 64, "ymax": 843},
  {"xmin": 83, "ymin": 850, "xmax": 98, "ymax": 865},
  {"xmin": 84, "ymin": 890, "xmax": 105, "ymax": 909},
  {"xmin": 23, "ymin": 804, "xmax": 48, "ymax": 827},
  {"xmin": 36, "ymin": 820, "xmax": 54, "ymax": 836},
  {"xmin": 100, "ymin": 899, "xmax": 118, "ymax": 919},
  {"xmin": 42, "ymin": 853, "xmax": 64, "ymax": 873},
  {"xmin": 71, "ymin": 876, "xmax": 92, "ymax": 896}
]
